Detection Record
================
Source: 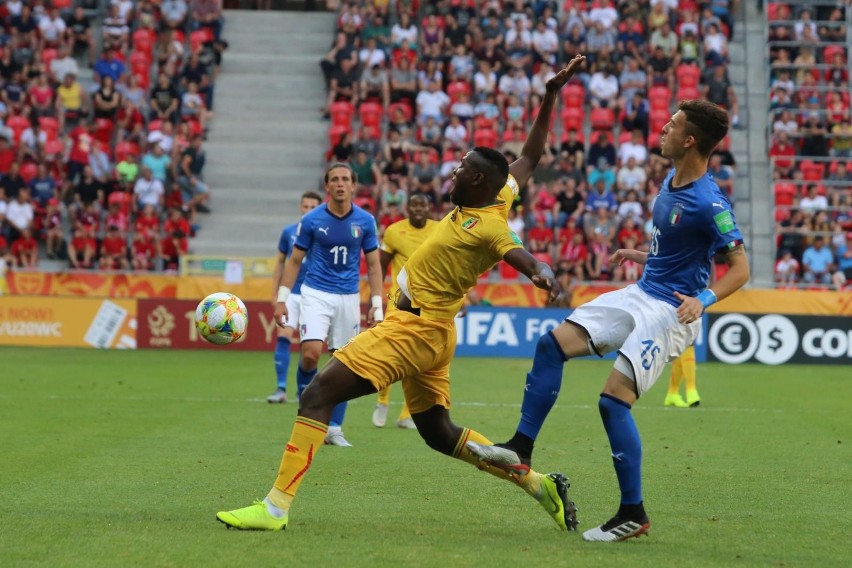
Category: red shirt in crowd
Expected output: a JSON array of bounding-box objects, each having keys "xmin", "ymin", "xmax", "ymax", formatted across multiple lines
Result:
[
  {"xmin": 71, "ymin": 234, "xmax": 97, "ymax": 252},
  {"xmin": 527, "ymin": 225, "xmax": 554, "ymax": 253},
  {"xmin": 0, "ymin": 147, "xmax": 15, "ymax": 174},
  {"xmin": 135, "ymin": 212, "xmax": 161, "ymax": 235},
  {"xmin": 101, "ymin": 235, "xmax": 127, "ymax": 257},
  {"xmin": 68, "ymin": 126, "xmax": 94, "ymax": 164},
  {"xmin": 11, "ymin": 235, "xmax": 38, "ymax": 258}
]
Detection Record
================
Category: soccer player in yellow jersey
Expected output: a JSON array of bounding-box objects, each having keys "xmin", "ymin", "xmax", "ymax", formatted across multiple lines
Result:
[
  {"xmin": 216, "ymin": 54, "xmax": 587, "ymax": 533},
  {"xmin": 372, "ymin": 193, "xmax": 436, "ymax": 429}
]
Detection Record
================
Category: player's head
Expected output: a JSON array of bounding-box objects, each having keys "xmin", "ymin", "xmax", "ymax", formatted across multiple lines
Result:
[
  {"xmin": 449, "ymin": 146, "xmax": 509, "ymax": 206},
  {"xmin": 661, "ymin": 100, "xmax": 729, "ymax": 159},
  {"xmin": 300, "ymin": 191, "xmax": 322, "ymax": 215},
  {"xmin": 406, "ymin": 193, "xmax": 431, "ymax": 228},
  {"xmin": 323, "ymin": 162, "xmax": 357, "ymax": 205}
]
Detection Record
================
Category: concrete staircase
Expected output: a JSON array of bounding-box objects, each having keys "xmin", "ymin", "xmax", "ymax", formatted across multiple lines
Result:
[
  {"xmin": 191, "ymin": 10, "xmax": 336, "ymax": 257},
  {"xmin": 727, "ymin": 1, "xmax": 773, "ymax": 285}
]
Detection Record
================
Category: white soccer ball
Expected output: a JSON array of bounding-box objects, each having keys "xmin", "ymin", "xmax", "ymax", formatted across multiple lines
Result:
[{"xmin": 195, "ymin": 292, "xmax": 249, "ymax": 345}]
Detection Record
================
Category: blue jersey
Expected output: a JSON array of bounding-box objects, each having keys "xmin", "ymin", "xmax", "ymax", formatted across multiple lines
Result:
[
  {"xmin": 278, "ymin": 222, "xmax": 309, "ymax": 294},
  {"xmin": 295, "ymin": 203, "xmax": 378, "ymax": 294},
  {"xmin": 638, "ymin": 170, "xmax": 744, "ymax": 308}
]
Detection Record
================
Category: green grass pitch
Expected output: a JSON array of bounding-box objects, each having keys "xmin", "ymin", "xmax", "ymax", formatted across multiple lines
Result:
[{"xmin": 1, "ymin": 347, "xmax": 849, "ymax": 567}]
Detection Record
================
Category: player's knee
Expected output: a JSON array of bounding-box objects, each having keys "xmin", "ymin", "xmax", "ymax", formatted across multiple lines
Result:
[{"xmin": 298, "ymin": 380, "xmax": 334, "ymax": 414}]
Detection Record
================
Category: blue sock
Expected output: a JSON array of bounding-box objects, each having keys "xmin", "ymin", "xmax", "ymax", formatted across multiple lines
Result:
[
  {"xmin": 517, "ymin": 331, "xmax": 567, "ymax": 440},
  {"xmin": 273, "ymin": 337, "xmax": 291, "ymax": 390},
  {"xmin": 296, "ymin": 364, "xmax": 317, "ymax": 399},
  {"xmin": 598, "ymin": 394, "xmax": 643, "ymax": 505},
  {"xmin": 329, "ymin": 401, "xmax": 347, "ymax": 428}
]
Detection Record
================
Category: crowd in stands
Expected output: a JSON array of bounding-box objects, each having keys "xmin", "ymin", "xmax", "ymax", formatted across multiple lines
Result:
[
  {"xmin": 321, "ymin": 0, "xmax": 742, "ymax": 286},
  {"xmin": 0, "ymin": 0, "xmax": 227, "ymax": 272},
  {"xmin": 766, "ymin": 1, "xmax": 851, "ymax": 288}
]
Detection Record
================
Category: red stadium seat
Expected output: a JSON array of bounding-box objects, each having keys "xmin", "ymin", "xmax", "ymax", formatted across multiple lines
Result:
[
  {"xmin": 359, "ymin": 102, "xmax": 383, "ymax": 130},
  {"xmin": 823, "ymin": 45, "xmax": 846, "ymax": 64},
  {"xmin": 800, "ymin": 161, "xmax": 825, "ymax": 181},
  {"xmin": 94, "ymin": 118, "xmax": 115, "ymax": 146},
  {"xmin": 773, "ymin": 182, "xmax": 797, "ymax": 206},
  {"xmin": 473, "ymin": 115, "xmax": 496, "ymax": 131},
  {"xmin": 676, "ymin": 86, "xmax": 702, "ymax": 102},
  {"xmin": 647, "ymin": 131, "xmax": 661, "ymax": 149},
  {"xmin": 328, "ymin": 124, "xmax": 352, "ymax": 148},
  {"xmin": 650, "ymin": 109, "xmax": 670, "ymax": 133},
  {"xmin": 499, "ymin": 261, "xmax": 519, "ymax": 280},
  {"xmin": 648, "ymin": 86, "xmax": 671, "ymax": 111},
  {"xmin": 148, "ymin": 119, "xmax": 163, "ymax": 133},
  {"xmin": 132, "ymin": 29, "xmax": 155, "ymax": 59},
  {"xmin": 473, "ymin": 128, "xmax": 498, "ymax": 148},
  {"xmin": 446, "ymin": 81, "xmax": 472, "ymax": 104},
  {"xmin": 44, "ymin": 139, "xmax": 64, "ymax": 158},
  {"xmin": 589, "ymin": 107, "xmax": 615, "ymax": 131},
  {"xmin": 20, "ymin": 161, "xmax": 38, "ymax": 184},
  {"xmin": 387, "ymin": 101, "xmax": 413, "ymax": 123},
  {"xmin": 38, "ymin": 116, "xmax": 60, "ymax": 141},
  {"xmin": 42, "ymin": 48, "xmax": 58, "ymax": 75},
  {"xmin": 676, "ymin": 64, "xmax": 701, "ymax": 89},
  {"xmin": 532, "ymin": 252, "xmax": 553, "ymax": 267},
  {"xmin": 561, "ymin": 106, "xmax": 584, "ymax": 131},
  {"xmin": 561, "ymin": 83, "xmax": 585, "ymax": 109},
  {"xmin": 190, "ymin": 29, "xmax": 214, "ymax": 53},
  {"xmin": 329, "ymin": 101, "xmax": 354, "ymax": 128},
  {"xmin": 114, "ymin": 141, "xmax": 140, "ymax": 163},
  {"xmin": 6, "ymin": 115, "xmax": 29, "ymax": 145}
]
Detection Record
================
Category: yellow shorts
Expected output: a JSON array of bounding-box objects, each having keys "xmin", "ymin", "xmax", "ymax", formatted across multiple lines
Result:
[{"xmin": 332, "ymin": 309, "xmax": 456, "ymax": 415}]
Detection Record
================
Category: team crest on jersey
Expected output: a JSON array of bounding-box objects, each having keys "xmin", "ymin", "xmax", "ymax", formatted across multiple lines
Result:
[
  {"xmin": 462, "ymin": 218, "xmax": 479, "ymax": 230},
  {"xmin": 351, "ymin": 224, "xmax": 362, "ymax": 238},
  {"xmin": 669, "ymin": 203, "xmax": 684, "ymax": 225}
]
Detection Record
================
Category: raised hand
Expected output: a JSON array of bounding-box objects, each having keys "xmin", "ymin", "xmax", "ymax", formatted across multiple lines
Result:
[{"xmin": 545, "ymin": 55, "xmax": 587, "ymax": 95}]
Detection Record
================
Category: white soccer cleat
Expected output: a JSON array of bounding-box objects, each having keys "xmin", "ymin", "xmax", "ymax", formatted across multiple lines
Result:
[
  {"xmin": 582, "ymin": 516, "xmax": 650, "ymax": 542},
  {"xmin": 396, "ymin": 417, "xmax": 417, "ymax": 430},
  {"xmin": 371, "ymin": 403, "xmax": 388, "ymax": 428},
  {"xmin": 324, "ymin": 427, "xmax": 353, "ymax": 447},
  {"xmin": 465, "ymin": 441, "xmax": 530, "ymax": 475},
  {"xmin": 266, "ymin": 389, "xmax": 288, "ymax": 404}
]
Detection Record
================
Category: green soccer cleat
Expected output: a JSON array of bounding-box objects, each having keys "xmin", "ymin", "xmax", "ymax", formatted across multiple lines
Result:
[
  {"xmin": 664, "ymin": 393, "xmax": 689, "ymax": 408},
  {"xmin": 686, "ymin": 391, "xmax": 701, "ymax": 407},
  {"xmin": 216, "ymin": 501, "xmax": 288, "ymax": 531},
  {"xmin": 538, "ymin": 473, "xmax": 579, "ymax": 531}
]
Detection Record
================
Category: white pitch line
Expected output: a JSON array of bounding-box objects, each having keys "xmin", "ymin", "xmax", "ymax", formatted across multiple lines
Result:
[{"xmin": 0, "ymin": 394, "xmax": 784, "ymax": 413}]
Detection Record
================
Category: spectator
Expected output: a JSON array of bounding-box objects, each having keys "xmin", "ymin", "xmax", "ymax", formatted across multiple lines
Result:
[
  {"xmin": 29, "ymin": 163, "xmax": 58, "ymax": 206},
  {"xmin": 415, "ymin": 80, "xmax": 450, "ymax": 125},
  {"xmin": 56, "ymin": 73, "xmax": 88, "ymax": 131},
  {"xmin": 93, "ymin": 49, "xmax": 126, "ymax": 84},
  {"xmin": 177, "ymin": 136, "xmax": 211, "ymax": 212},
  {"xmin": 527, "ymin": 214, "xmax": 554, "ymax": 255},
  {"xmin": 133, "ymin": 166, "xmax": 165, "ymax": 213},
  {"xmin": 360, "ymin": 64, "xmax": 390, "ymax": 110},
  {"xmin": 772, "ymin": 110, "xmax": 798, "ymax": 135},
  {"xmin": 389, "ymin": 57, "xmax": 418, "ymax": 103},
  {"xmin": 102, "ymin": 4, "xmax": 130, "ymax": 51},
  {"xmin": 359, "ymin": 37, "xmax": 386, "ymax": 69},
  {"xmin": 442, "ymin": 115, "xmax": 467, "ymax": 150},
  {"xmin": 617, "ymin": 157, "xmax": 647, "ymax": 197},
  {"xmin": 352, "ymin": 124, "xmax": 382, "ymax": 161},
  {"xmin": 585, "ymin": 175, "xmax": 618, "ymax": 215},
  {"xmin": 774, "ymin": 249, "xmax": 800, "ymax": 284},
  {"xmin": 43, "ymin": 198, "xmax": 63, "ymax": 259},
  {"xmin": 320, "ymin": 32, "xmax": 357, "ymax": 89},
  {"xmin": 649, "ymin": 22, "xmax": 678, "ymax": 61},
  {"xmin": 830, "ymin": 119, "xmax": 852, "ymax": 158},
  {"xmin": 191, "ymin": 0, "xmax": 223, "ymax": 40},
  {"xmin": 557, "ymin": 228, "xmax": 587, "ymax": 280},
  {"xmin": 832, "ymin": 233, "xmax": 852, "ymax": 290},
  {"xmin": 161, "ymin": 0, "xmax": 189, "ymax": 31},
  {"xmin": 330, "ymin": 131, "xmax": 354, "ymax": 163},
  {"xmin": 618, "ymin": 58, "xmax": 646, "ymax": 104},
  {"xmin": 708, "ymin": 154, "xmax": 733, "ymax": 196},
  {"xmin": 618, "ymin": 130, "xmax": 648, "ymax": 165},
  {"xmin": 141, "ymin": 141, "xmax": 171, "ymax": 184},
  {"xmin": 67, "ymin": 227, "xmax": 97, "ymax": 269},
  {"xmin": 391, "ymin": 12, "xmax": 418, "ymax": 50},
  {"xmin": 585, "ymin": 231, "xmax": 612, "ymax": 280},
  {"xmin": 799, "ymin": 113, "xmax": 829, "ymax": 158},
  {"xmin": 702, "ymin": 64, "xmax": 739, "ymax": 128},
  {"xmin": 10, "ymin": 227, "xmax": 38, "ymax": 268},
  {"xmin": 826, "ymin": 162, "xmax": 852, "ymax": 206},
  {"xmin": 39, "ymin": 7, "xmax": 67, "ymax": 50},
  {"xmin": 585, "ymin": 21, "xmax": 617, "ymax": 60},
  {"xmin": 622, "ymin": 91, "xmax": 650, "ymax": 138},
  {"xmin": 131, "ymin": 231, "xmax": 157, "ymax": 271},
  {"xmin": 554, "ymin": 177, "xmax": 585, "ymax": 229},
  {"xmin": 5, "ymin": 181, "xmax": 34, "ymax": 239},
  {"xmin": 768, "ymin": 133, "xmax": 796, "ymax": 179},
  {"xmin": 531, "ymin": 19, "xmax": 558, "ymax": 66},
  {"xmin": 798, "ymin": 185, "xmax": 828, "ymax": 214},
  {"xmin": 647, "ymin": 45, "xmax": 674, "ymax": 91},
  {"xmin": 1, "ymin": 163, "xmax": 26, "ymax": 201},
  {"xmin": 99, "ymin": 225, "xmax": 129, "ymax": 270},
  {"xmin": 802, "ymin": 237, "xmax": 835, "ymax": 284},
  {"xmin": 587, "ymin": 134, "xmax": 616, "ymax": 171},
  {"xmin": 449, "ymin": 44, "xmax": 475, "ymax": 83},
  {"xmin": 497, "ymin": 67, "xmax": 532, "ymax": 109}
]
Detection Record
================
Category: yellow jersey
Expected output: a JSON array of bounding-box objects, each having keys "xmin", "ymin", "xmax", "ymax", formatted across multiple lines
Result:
[
  {"xmin": 498, "ymin": 174, "xmax": 521, "ymax": 219},
  {"xmin": 402, "ymin": 200, "xmax": 523, "ymax": 321},
  {"xmin": 380, "ymin": 218, "xmax": 439, "ymax": 284}
]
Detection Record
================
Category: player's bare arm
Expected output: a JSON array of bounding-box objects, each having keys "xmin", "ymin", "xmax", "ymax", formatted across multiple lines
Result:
[
  {"xmin": 271, "ymin": 251, "xmax": 287, "ymax": 307},
  {"xmin": 365, "ymin": 249, "xmax": 384, "ymax": 326},
  {"xmin": 504, "ymin": 248, "xmax": 562, "ymax": 304},
  {"xmin": 275, "ymin": 247, "xmax": 307, "ymax": 328},
  {"xmin": 508, "ymin": 55, "xmax": 586, "ymax": 188},
  {"xmin": 674, "ymin": 244, "xmax": 749, "ymax": 324},
  {"xmin": 609, "ymin": 248, "xmax": 649, "ymax": 266},
  {"xmin": 378, "ymin": 249, "xmax": 393, "ymax": 281}
]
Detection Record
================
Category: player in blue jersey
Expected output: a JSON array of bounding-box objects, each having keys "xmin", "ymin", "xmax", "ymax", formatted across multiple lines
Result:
[
  {"xmin": 468, "ymin": 100, "xmax": 751, "ymax": 541},
  {"xmin": 274, "ymin": 163, "xmax": 385, "ymax": 446},
  {"xmin": 267, "ymin": 191, "xmax": 323, "ymax": 404}
]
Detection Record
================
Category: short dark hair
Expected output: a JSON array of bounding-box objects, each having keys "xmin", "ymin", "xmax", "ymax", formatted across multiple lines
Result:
[
  {"xmin": 471, "ymin": 146, "xmax": 509, "ymax": 188},
  {"xmin": 678, "ymin": 99, "xmax": 729, "ymax": 156},
  {"xmin": 324, "ymin": 162, "xmax": 357, "ymax": 184},
  {"xmin": 301, "ymin": 190, "xmax": 323, "ymax": 202}
]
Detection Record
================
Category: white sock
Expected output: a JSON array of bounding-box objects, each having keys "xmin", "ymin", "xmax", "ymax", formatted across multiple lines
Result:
[
  {"xmin": 327, "ymin": 425, "xmax": 341, "ymax": 435},
  {"xmin": 263, "ymin": 497, "xmax": 286, "ymax": 518}
]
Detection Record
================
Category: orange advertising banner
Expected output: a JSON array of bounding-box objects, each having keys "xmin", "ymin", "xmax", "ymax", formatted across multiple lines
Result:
[
  {"xmin": 5, "ymin": 271, "xmax": 851, "ymax": 315},
  {"xmin": 0, "ymin": 296, "xmax": 137, "ymax": 348}
]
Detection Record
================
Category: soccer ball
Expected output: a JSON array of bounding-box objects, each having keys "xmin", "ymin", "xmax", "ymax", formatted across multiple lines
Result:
[{"xmin": 195, "ymin": 292, "xmax": 248, "ymax": 345}]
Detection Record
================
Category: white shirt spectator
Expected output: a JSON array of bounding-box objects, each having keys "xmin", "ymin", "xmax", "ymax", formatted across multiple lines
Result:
[
  {"xmin": 618, "ymin": 200, "xmax": 644, "ymax": 221},
  {"xmin": 112, "ymin": 0, "xmax": 135, "ymax": 22},
  {"xmin": 416, "ymin": 88, "xmax": 450, "ymax": 122},
  {"xmin": 391, "ymin": 23, "xmax": 418, "ymax": 47},
  {"xmin": 6, "ymin": 199, "xmax": 34, "ymax": 231},
  {"xmin": 505, "ymin": 27, "xmax": 532, "ymax": 48},
  {"xmin": 443, "ymin": 122, "xmax": 468, "ymax": 147},
  {"xmin": 133, "ymin": 176, "xmax": 165, "ymax": 208},
  {"xmin": 799, "ymin": 194, "xmax": 828, "ymax": 213},
  {"xmin": 588, "ymin": 72, "xmax": 619, "ymax": 101},
  {"xmin": 359, "ymin": 47, "xmax": 386, "ymax": 68},
  {"xmin": 161, "ymin": 0, "xmax": 188, "ymax": 25},
  {"xmin": 588, "ymin": 6, "xmax": 618, "ymax": 29},
  {"xmin": 704, "ymin": 32, "xmax": 727, "ymax": 55},
  {"xmin": 650, "ymin": 0, "xmax": 678, "ymax": 9},
  {"xmin": 773, "ymin": 118, "xmax": 799, "ymax": 134},
  {"xmin": 473, "ymin": 70, "xmax": 497, "ymax": 96},
  {"xmin": 617, "ymin": 165, "xmax": 647, "ymax": 192},
  {"xmin": 39, "ymin": 14, "xmax": 67, "ymax": 44},
  {"xmin": 20, "ymin": 128, "xmax": 47, "ymax": 153},
  {"xmin": 508, "ymin": 214, "xmax": 525, "ymax": 239},
  {"xmin": 498, "ymin": 72, "xmax": 532, "ymax": 100},
  {"xmin": 531, "ymin": 68, "xmax": 556, "ymax": 97},
  {"xmin": 793, "ymin": 21, "xmax": 817, "ymax": 42},
  {"xmin": 6, "ymin": 0, "xmax": 23, "ymax": 17},
  {"xmin": 0, "ymin": 198, "xmax": 7, "ymax": 219},
  {"xmin": 532, "ymin": 27, "xmax": 559, "ymax": 56},
  {"xmin": 50, "ymin": 55, "xmax": 80, "ymax": 83},
  {"xmin": 618, "ymin": 141, "xmax": 648, "ymax": 165}
]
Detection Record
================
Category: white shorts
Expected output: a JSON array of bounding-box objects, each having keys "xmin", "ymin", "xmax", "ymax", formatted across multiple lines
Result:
[
  {"xmin": 282, "ymin": 293, "xmax": 302, "ymax": 331},
  {"xmin": 567, "ymin": 284, "xmax": 700, "ymax": 397},
  {"xmin": 298, "ymin": 284, "xmax": 361, "ymax": 350}
]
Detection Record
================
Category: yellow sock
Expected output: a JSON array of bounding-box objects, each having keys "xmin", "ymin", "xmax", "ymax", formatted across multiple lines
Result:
[
  {"xmin": 668, "ymin": 355, "xmax": 684, "ymax": 396},
  {"xmin": 377, "ymin": 386, "xmax": 391, "ymax": 406},
  {"xmin": 453, "ymin": 428, "xmax": 543, "ymax": 499},
  {"xmin": 267, "ymin": 416, "xmax": 328, "ymax": 511},
  {"xmin": 398, "ymin": 401, "xmax": 411, "ymax": 421},
  {"xmin": 681, "ymin": 345, "xmax": 697, "ymax": 394}
]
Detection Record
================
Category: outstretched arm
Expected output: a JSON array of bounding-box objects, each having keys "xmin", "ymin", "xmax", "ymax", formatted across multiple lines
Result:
[
  {"xmin": 674, "ymin": 244, "xmax": 750, "ymax": 324},
  {"xmin": 509, "ymin": 55, "xmax": 586, "ymax": 188}
]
